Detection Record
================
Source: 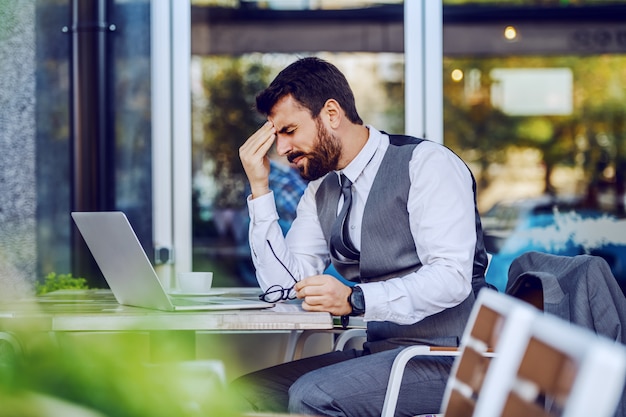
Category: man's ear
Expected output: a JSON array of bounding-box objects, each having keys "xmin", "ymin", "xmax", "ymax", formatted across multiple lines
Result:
[{"xmin": 323, "ymin": 99, "xmax": 342, "ymax": 129}]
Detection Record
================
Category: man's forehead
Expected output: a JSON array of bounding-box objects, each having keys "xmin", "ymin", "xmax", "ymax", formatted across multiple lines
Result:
[{"xmin": 269, "ymin": 95, "xmax": 310, "ymax": 129}]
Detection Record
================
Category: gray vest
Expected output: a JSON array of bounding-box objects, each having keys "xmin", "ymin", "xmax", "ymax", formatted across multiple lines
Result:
[{"xmin": 315, "ymin": 135, "xmax": 490, "ymax": 352}]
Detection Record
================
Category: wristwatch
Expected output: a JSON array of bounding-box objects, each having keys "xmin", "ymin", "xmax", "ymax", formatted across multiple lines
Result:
[{"xmin": 348, "ymin": 286, "xmax": 366, "ymax": 316}]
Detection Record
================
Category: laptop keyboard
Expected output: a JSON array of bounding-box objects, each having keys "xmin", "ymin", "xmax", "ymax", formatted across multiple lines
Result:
[{"xmin": 170, "ymin": 297, "xmax": 219, "ymax": 306}]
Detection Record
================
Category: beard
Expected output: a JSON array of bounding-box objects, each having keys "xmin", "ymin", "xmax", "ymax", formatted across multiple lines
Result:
[{"xmin": 287, "ymin": 119, "xmax": 342, "ymax": 181}]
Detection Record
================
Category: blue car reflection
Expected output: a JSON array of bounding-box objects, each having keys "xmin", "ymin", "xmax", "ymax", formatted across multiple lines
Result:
[{"xmin": 482, "ymin": 198, "xmax": 626, "ymax": 293}]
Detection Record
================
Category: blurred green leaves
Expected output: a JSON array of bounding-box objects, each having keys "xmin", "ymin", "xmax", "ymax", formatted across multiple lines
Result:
[
  {"xmin": 0, "ymin": 331, "xmax": 241, "ymax": 417},
  {"xmin": 36, "ymin": 273, "xmax": 89, "ymax": 295}
]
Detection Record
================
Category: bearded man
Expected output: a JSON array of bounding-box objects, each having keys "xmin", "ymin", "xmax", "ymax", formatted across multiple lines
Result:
[{"xmin": 235, "ymin": 57, "xmax": 490, "ymax": 417}]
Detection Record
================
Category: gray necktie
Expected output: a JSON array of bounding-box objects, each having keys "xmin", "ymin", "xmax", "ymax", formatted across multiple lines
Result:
[{"xmin": 330, "ymin": 174, "xmax": 360, "ymax": 261}]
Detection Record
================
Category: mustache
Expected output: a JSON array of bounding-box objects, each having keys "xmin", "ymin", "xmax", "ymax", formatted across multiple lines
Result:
[{"xmin": 287, "ymin": 151, "xmax": 306, "ymax": 164}]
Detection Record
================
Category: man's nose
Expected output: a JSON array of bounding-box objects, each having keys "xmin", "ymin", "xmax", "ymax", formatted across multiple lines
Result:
[{"xmin": 275, "ymin": 135, "xmax": 291, "ymax": 156}]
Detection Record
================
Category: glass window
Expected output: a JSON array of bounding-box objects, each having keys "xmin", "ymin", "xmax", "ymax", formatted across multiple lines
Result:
[
  {"xmin": 11, "ymin": 1, "xmax": 153, "ymax": 290},
  {"xmin": 190, "ymin": 1, "xmax": 405, "ymax": 286},
  {"xmin": 35, "ymin": 0, "xmax": 71, "ymax": 282},
  {"xmin": 189, "ymin": 0, "xmax": 626, "ymax": 293},
  {"xmin": 441, "ymin": 2, "xmax": 626, "ymax": 291},
  {"xmin": 443, "ymin": 0, "xmax": 626, "ymax": 5},
  {"xmin": 111, "ymin": 0, "xmax": 153, "ymax": 264},
  {"xmin": 190, "ymin": 52, "xmax": 404, "ymax": 286}
]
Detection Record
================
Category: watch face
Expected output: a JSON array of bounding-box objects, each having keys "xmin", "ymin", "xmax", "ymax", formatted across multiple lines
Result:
[
  {"xmin": 351, "ymin": 294, "xmax": 364, "ymax": 310},
  {"xmin": 351, "ymin": 287, "xmax": 365, "ymax": 312}
]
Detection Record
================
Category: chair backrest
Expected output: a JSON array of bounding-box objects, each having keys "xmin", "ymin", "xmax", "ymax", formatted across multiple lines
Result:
[
  {"xmin": 505, "ymin": 251, "xmax": 626, "ymax": 417},
  {"xmin": 475, "ymin": 312, "xmax": 626, "ymax": 417},
  {"xmin": 440, "ymin": 290, "xmax": 538, "ymax": 417},
  {"xmin": 506, "ymin": 252, "xmax": 626, "ymax": 342}
]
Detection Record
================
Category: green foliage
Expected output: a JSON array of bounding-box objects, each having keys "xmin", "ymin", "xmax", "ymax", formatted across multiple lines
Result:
[
  {"xmin": 36, "ymin": 272, "xmax": 89, "ymax": 295},
  {"xmin": 0, "ymin": 333, "xmax": 241, "ymax": 417},
  {"xmin": 195, "ymin": 56, "xmax": 270, "ymax": 210},
  {"xmin": 516, "ymin": 118, "xmax": 555, "ymax": 145},
  {"xmin": 443, "ymin": 54, "xmax": 626, "ymax": 202},
  {"xmin": 2, "ymin": 277, "xmax": 244, "ymax": 416}
]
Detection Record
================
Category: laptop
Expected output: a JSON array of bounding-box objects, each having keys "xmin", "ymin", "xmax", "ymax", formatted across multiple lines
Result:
[{"xmin": 71, "ymin": 211, "xmax": 273, "ymax": 311}]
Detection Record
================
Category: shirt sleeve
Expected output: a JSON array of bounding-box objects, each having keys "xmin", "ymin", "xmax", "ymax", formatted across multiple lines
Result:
[
  {"xmin": 248, "ymin": 182, "xmax": 329, "ymax": 293},
  {"xmin": 361, "ymin": 142, "xmax": 476, "ymax": 325}
]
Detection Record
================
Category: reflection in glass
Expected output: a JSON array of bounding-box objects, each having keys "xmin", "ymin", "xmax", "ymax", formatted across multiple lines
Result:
[
  {"xmin": 36, "ymin": 1, "xmax": 71, "ymax": 282},
  {"xmin": 34, "ymin": 0, "xmax": 152, "ymax": 288},
  {"xmin": 112, "ymin": 0, "xmax": 153, "ymax": 260},
  {"xmin": 443, "ymin": 54, "xmax": 626, "ymax": 292},
  {"xmin": 189, "ymin": 2, "xmax": 626, "ymax": 293},
  {"xmin": 190, "ymin": 53, "xmax": 404, "ymax": 286}
]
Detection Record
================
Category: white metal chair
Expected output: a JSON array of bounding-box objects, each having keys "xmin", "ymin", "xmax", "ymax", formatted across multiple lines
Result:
[
  {"xmin": 381, "ymin": 290, "xmax": 538, "ymax": 417},
  {"xmin": 475, "ymin": 311, "xmax": 626, "ymax": 417}
]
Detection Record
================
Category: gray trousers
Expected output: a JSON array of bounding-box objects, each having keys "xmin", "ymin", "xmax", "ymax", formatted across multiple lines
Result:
[{"xmin": 231, "ymin": 346, "xmax": 454, "ymax": 417}]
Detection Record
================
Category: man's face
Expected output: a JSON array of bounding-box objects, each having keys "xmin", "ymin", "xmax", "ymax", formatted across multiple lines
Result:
[{"xmin": 269, "ymin": 95, "xmax": 341, "ymax": 181}]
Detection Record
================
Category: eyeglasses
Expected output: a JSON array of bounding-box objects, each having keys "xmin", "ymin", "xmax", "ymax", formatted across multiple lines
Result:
[{"xmin": 259, "ymin": 240, "xmax": 300, "ymax": 303}]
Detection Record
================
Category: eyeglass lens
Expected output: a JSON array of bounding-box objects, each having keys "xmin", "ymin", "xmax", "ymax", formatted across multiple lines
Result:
[{"xmin": 258, "ymin": 240, "xmax": 299, "ymax": 303}]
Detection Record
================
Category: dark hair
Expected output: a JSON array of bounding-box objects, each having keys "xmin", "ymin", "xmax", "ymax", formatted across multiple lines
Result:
[{"xmin": 256, "ymin": 57, "xmax": 363, "ymax": 125}]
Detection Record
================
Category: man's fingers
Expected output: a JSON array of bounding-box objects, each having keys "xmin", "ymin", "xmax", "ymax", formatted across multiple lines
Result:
[
  {"xmin": 300, "ymin": 297, "xmax": 326, "ymax": 311},
  {"xmin": 240, "ymin": 121, "xmax": 275, "ymax": 157},
  {"xmin": 239, "ymin": 121, "xmax": 277, "ymax": 197}
]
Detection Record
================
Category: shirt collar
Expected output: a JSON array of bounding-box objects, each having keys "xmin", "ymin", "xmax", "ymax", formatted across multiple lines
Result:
[{"xmin": 337, "ymin": 125, "xmax": 382, "ymax": 184}]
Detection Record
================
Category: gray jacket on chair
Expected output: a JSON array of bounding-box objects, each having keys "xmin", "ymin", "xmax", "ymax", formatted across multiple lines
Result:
[{"xmin": 506, "ymin": 251, "xmax": 626, "ymax": 417}]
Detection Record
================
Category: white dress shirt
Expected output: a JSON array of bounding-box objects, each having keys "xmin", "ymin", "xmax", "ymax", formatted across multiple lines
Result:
[{"xmin": 247, "ymin": 126, "xmax": 477, "ymax": 325}]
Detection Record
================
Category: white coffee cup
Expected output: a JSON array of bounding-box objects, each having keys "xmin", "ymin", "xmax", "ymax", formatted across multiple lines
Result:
[{"xmin": 177, "ymin": 271, "xmax": 213, "ymax": 293}]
